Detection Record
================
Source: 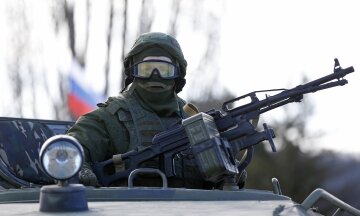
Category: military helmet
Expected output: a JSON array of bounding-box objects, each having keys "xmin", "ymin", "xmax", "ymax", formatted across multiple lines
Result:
[{"xmin": 123, "ymin": 32, "xmax": 187, "ymax": 93}]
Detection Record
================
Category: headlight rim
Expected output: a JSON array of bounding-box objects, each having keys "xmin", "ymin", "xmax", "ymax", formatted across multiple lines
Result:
[{"xmin": 40, "ymin": 135, "xmax": 84, "ymax": 181}]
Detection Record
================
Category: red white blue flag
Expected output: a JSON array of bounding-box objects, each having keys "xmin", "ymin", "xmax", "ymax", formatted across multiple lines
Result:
[{"xmin": 67, "ymin": 60, "xmax": 105, "ymax": 119}]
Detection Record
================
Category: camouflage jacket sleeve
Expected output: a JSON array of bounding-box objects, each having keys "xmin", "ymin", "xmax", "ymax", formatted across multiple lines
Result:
[{"xmin": 66, "ymin": 107, "xmax": 128, "ymax": 164}]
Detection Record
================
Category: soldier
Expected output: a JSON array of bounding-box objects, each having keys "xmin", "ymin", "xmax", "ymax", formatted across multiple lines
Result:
[
  {"xmin": 67, "ymin": 32, "xmax": 246, "ymax": 189},
  {"xmin": 67, "ymin": 32, "xmax": 211, "ymax": 188}
]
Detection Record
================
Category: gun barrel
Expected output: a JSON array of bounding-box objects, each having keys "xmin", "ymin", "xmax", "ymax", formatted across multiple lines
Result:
[
  {"xmin": 301, "ymin": 65, "xmax": 354, "ymax": 88},
  {"xmin": 227, "ymin": 63, "xmax": 354, "ymax": 121}
]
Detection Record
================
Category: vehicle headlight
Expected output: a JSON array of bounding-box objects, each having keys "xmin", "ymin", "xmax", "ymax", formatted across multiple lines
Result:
[{"xmin": 40, "ymin": 135, "xmax": 84, "ymax": 180}]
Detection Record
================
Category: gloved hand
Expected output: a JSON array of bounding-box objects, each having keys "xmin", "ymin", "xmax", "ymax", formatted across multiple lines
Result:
[{"xmin": 78, "ymin": 163, "xmax": 99, "ymax": 186}]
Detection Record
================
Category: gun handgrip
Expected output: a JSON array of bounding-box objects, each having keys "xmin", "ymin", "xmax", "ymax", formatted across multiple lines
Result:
[
  {"xmin": 92, "ymin": 158, "xmax": 114, "ymax": 185},
  {"xmin": 263, "ymin": 123, "xmax": 276, "ymax": 152}
]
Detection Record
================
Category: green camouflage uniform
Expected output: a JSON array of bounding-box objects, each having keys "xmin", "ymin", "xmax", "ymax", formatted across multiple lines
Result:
[{"xmin": 67, "ymin": 87, "xmax": 209, "ymax": 188}]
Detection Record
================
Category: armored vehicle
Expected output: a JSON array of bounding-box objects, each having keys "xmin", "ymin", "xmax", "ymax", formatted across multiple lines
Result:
[{"xmin": 0, "ymin": 117, "xmax": 359, "ymax": 216}]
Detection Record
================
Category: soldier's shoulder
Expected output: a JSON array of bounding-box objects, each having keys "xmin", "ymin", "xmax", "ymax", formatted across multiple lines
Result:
[
  {"xmin": 96, "ymin": 95, "xmax": 129, "ymax": 115},
  {"xmin": 176, "ymin": 95, "xmax": 187, "ymax": 105}
]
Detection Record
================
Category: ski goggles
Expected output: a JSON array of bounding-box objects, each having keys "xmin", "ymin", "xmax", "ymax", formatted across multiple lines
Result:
[{"xmin": 131, "ymin": 60, "xmax": 179, "ymax": 79}]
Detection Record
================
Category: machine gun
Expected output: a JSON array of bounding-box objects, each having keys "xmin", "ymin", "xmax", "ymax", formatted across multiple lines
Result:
[{"xmin": 92, "ymin": 59, "xmax": 354, "ymax": 187}]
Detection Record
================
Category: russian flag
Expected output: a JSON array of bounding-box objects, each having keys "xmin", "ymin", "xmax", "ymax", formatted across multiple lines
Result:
[{"xmin": 67, "ymin": 60, "xmax": 105, "ymax": 119}]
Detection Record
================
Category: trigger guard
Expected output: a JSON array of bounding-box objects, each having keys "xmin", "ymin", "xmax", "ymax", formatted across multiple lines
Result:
[{"xmin": 236, "ymin": 146, "xmax": 254, "ymax": 172}]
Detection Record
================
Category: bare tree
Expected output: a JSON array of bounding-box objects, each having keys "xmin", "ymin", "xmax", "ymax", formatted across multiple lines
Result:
[
  {"xmin": 63, "ymin": 0, "xmax": 89, "ymax": 65},
  {"xmin": 168, "ymin": 0, "xmax": 182, "ymax": 37},
  {"xmin": 83, "ymin": 0, "xmax": 91, "ymax": 61},
  {"xmin": 6, "ymin": 2, "xmax": 30, "ymax": 117},
  {"xmin": 64, "ymin": 0, "xmax": 76, "ymax": 60},
  {"xmin": 104, "ymin": 0, "xmax": 115, "ymax": 96},
  {"xmin": 28, "ymin": 66, "xmax": 38, "ymax": 117},
  {"xmin": 120, "ymin": 0, "xmax": 128, "ymax": 90},
  {"xmin": 188, "ymin": 12, "xmax": 224, "ymax": 101},
  {"xmin": 138, "ymin": 0, "xmax": 155, "ymax": 35}
]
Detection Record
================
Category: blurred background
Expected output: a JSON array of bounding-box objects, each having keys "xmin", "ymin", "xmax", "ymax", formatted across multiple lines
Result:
[{"xmin": 0, "ymin": 0, "xmax": 359, "ymax": 214}]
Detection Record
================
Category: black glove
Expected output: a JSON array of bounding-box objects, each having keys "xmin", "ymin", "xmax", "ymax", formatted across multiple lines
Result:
[{"xmin": 78, "ymin": 163, "xmax": 99, "ymax": 186}]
